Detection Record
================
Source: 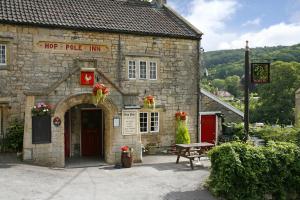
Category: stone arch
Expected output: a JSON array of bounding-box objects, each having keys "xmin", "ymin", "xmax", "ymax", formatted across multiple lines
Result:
[{"xmin": 53, "ymin": 92, "xmax": 118, "ymax": 167}]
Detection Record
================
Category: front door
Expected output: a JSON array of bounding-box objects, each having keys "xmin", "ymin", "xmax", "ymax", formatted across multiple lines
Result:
[
  {"xmin": 64, "ymin": 111, "xmax": 70, "ymax": 158},
  {"xmin": 81, "ymin": 109, "xmax": 103, "ymax": 157},
  {"xmin": 201, "ymin": 115, "xmax": 216, "ymax": 144}
]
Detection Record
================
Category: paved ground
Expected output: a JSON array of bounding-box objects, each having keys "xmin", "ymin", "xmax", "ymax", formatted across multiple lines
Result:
[{"xmin": 0, "ymin": 153, "xmax": 216, "ymax": 200}]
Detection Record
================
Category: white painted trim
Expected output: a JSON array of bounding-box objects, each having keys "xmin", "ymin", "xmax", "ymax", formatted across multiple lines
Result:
[
  {"xmin": 200, "ymin": 111, "xmax": 221, "ymax": 115},
  {"xmin": 139, "ymin": 112, "xmax": 148, "ymax": 134},
  {"xmin": 0, "ymin": 44, "xmax": 7, "ymax": 66},
  {"xmin": 149, "ymin": 61, "xmax": 157, "ymax": 80},
  {"xmin": 128, "ymin": 60, "xmax": 136, "ymax": 80},
  {"xmin": 139, "ymin": 60, "xmax": 147, "ymax": 80},
  {"xmin": 150, "ymin": 112, "xmax": 159, "ymax": 133}
]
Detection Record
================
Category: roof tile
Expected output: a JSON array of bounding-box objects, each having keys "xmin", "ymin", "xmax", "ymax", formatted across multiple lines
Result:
[{"xmin": 0, "ymin": 0, "xmax": 200, "ymax": 39}]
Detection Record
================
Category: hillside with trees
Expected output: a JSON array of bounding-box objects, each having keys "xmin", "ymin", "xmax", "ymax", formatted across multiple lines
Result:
[{"xmin": 202, "ymin": 43, "xmax": 300, "ymax": 125}]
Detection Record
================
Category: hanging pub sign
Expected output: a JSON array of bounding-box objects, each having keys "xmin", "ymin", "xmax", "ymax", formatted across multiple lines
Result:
[
  {"xmin": 80, "ymin": 68, "xmax": 95, "ymax": 86},
  {"xmin": 251, "ymin": 63, "xmax": 270, "ymax": 84}
]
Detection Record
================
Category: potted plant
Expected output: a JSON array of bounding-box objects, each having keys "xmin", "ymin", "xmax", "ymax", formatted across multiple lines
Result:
[
  {"xmin": 175, "ymin": 111, "xmax": 190, "ymax": 144},
  {"xmin": 120, "ymin": 145, "xmax": 133, "ymax": 168}
]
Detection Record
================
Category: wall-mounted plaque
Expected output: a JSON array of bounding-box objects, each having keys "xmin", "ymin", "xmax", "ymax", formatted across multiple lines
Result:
[{"xmin": 122, "ymin": 110, "xmax": 138, "ymax": 135}]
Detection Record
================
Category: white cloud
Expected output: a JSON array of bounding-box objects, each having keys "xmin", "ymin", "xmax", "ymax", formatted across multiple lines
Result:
[
  {"xmin": 176, "ymin": 0, "xmax": 240, "ymax": 51},
  {"xmin": 169, "ymin": 0, "xmax": 300, "ymax": 51},
  {"xmin": 219, "ymin": 23, "xmax": 300, "ymax": 50},
  {"xmin": 242, "ymin": 18, "xmax": 261, "ymax": 27}
]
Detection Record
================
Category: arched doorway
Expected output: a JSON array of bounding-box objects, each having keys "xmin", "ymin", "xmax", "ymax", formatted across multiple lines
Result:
[
  {"xmin": 53, "ymin": 92, "xmax": 118, "ymax": 167},
  {"xmin": 64, "ymin": 104, "xmax": 105, "ymax": 159}
]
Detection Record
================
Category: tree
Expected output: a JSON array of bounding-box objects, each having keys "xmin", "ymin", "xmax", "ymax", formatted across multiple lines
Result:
[
  {"xmin": 251, "ymin": 61, "xmax": 300, "ymax": 124},
  {"xmin": 225, "ymin": 75, "xmax": 242, "ymax": 97}
]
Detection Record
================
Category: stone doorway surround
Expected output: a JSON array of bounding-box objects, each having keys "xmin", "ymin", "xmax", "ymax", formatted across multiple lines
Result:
[{"xmin": 23, "ymin": 93, "xmax": 119, "ymax": 167}]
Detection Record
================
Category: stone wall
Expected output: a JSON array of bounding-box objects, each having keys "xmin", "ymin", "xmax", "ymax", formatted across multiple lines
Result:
[
  {"xmin": 201, "ymin": 92, "xmax": 243, "ymax": 123},
  {"xmin": 0, "ymin": 24, "xmax": 199, "ymax": 166}
]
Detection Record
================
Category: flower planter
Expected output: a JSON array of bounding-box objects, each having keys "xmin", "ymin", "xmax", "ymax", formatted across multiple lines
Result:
[{"xmin": 121, "ymin": 152, "xmax": 133, "ymax": 168}]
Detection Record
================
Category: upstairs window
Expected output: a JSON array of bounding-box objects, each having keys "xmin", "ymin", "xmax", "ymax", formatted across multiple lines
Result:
[
  {"xmin": 149, "ymin": 62, "xmax": 157, "ymax": 80},
  {"xmin": 128, "ymin": 60, "xmax": 136, "ymax": 79},
  {"xmin": 0, "ymin": 44, "xmax": 6, "ymax": 66},
  {"xmin": 139, "ymin": 61, "xmax": 147, "ymax": 79}
]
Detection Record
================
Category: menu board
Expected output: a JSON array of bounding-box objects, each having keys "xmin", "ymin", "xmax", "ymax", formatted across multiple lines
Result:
[{"xmin": 122, "ymin": 110, "xmax": 138, "ymax": 135}]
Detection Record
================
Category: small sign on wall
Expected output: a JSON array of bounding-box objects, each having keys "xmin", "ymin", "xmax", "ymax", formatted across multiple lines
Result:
[
  {"xmin": 80, "ymin": 68, "xmax": 95, "ymax": 86},
  {"xmin": 122, "ymin": 110, "xmax": 138, "ymax": 135}
]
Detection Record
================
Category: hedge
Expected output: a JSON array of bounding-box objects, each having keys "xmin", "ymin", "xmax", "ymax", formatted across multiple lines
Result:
[{"xmin": 208, "ymin": 141, "xmax": 300, "ymax": 200}]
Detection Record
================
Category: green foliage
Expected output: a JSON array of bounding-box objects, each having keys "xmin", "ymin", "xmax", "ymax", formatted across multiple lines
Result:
[
  {"xmin": 252, "ymin": 125, "xmax": 300, "ymax": 146},
  {"xmin": 4, "ymin": 119, "xmax": 24, "ymax": 152},
  {"xmin": 208, "ymin": 141, "xmax": 300, "ymax": 200},
  {"xmin": 252, "ymin": 61, "xmax": 300, "ymax": 124},
  {"xmin": 175, "ymin": 121, "xmax": 190, "ymax": 144}
]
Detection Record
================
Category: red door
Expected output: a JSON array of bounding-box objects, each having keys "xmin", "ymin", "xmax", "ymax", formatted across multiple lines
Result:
[
  {"xmin": 81, "ymin": 110, "xmax": 102, "ymax": 156},
  {"xmin": 201, "ymin": 115, "xmax": 216, "ymax": 144},
  {"xmin": 64, "ymin": 112, "xmax": 70, "ymax": 158}
]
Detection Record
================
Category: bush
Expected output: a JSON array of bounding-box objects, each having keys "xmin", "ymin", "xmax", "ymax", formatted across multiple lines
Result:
[
  {"xmin": 208, "ymin": 141, "xmax": 300, "ymax": 200},
  {"xmin": 252, "ymin": 125, "xmax": 300, "ymax": 146},
  {"xmin": 4, "ymin": 119, "xmax": 24, "ymax": 152},
  {"xmin": 175, "ymin": 121, "xmax": 190, "ymax": 144}
]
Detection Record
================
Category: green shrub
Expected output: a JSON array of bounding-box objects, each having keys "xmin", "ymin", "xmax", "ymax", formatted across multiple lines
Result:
[
  {"xmin": 175, "ymin": 121, "xmax": 190, "ymax": 144},
  {"xmin": 252, "ymin": 125, "xmax": 300, "ymax": 146},
  {"xmin": 4, "ymin": 119, "xmax": 24, "ymax": 152},
  {"xmin": 208, "ymin": 141, "xmax": 300, "ymax": 200}
]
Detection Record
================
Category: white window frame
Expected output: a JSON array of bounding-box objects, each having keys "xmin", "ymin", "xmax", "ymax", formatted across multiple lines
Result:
[
  {"xmin": 150, "ymin": 112, "xmax": 159, "ymax": 133},
  {"xmin": 139, "ymin": 60, "xmax": 147, "ymax": 80},
  {"xmin": 128, "ymin": 60, "xmax": 136, "ymax": 79},
  {"xmin": 149, "ymin": 61, "xmax": 157, "ymax": 80},
  {"xmin": 139, "ymin": 112, "xmax": 148, "ymax": 133},
  {"xmin": 0, "ymin": 44, "xmax": 7, "ymax": 66}
]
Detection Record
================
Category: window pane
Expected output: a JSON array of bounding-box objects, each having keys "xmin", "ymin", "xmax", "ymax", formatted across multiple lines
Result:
[
  {"xmin": 150, "ymin": 62, "xmax": 157, "ymax": 80},
  {"xmin": 150, "ymin": 112, "xmax": 159, "ymax": 132},
  {"xmin": 128, "ymin": 61, "xmax": 136, "ymax": 79},
  {"xmin": 0, "ymin": 45, "xmax": 6, "ymax": 65},
  {"xmin": 139, "ymin": 61, "xmax": 147, "ymax": 79},
  {"xmin": 139, "ymin": 112, "xmax": 148, "ymax": 133}
]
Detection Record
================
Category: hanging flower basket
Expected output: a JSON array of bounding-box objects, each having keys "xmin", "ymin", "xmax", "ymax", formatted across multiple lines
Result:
[
  {"xmin": 175, "ymin": 111, "xmax": 187, "ymax": 121},
  {"xmin": 143, "ymin": 95, "xmax": 155, "ymax": 109},
  {"xmin": 92, "ymin": 83, "xmax": 109, "ymax": 105},
  {"xmin": 31, "ymin": 102, "xmax": 52, "ymax": 117}
]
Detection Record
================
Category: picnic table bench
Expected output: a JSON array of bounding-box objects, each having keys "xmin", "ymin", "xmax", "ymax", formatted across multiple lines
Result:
[{"xmin": 175, "ymin": 142, "xmax": 215, "ymax": 169}]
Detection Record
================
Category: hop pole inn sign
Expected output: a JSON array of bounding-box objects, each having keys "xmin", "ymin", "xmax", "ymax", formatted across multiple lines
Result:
[{"xmin": 37, "ymin": 41, "xmax": 109, "ymax": 53}]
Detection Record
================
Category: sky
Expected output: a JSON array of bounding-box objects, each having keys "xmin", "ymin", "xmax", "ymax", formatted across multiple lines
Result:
[{"xmin": 168, "ymin": 0, "xmax": 300, "ymax": 51}]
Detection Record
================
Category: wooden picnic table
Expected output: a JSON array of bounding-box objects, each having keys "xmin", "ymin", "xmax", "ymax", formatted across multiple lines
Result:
[{"xmin": 175, "ymin": 142, "xmax": 215, "ymax": 170}]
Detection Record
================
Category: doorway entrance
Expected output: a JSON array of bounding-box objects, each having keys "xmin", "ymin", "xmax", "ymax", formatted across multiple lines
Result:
[
  {"xmin": 201, "ymin": 114, "xmax": 217, "ymax": 144},
  {"xmin": 81, "ymin": 109, "xmax": 104, "ymax": 157}
]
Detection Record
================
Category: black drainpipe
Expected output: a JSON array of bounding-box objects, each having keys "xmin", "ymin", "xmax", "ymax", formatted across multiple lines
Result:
[{"xmin": 196, "ymin": 37, "xmax": 202, "ymax": 143}]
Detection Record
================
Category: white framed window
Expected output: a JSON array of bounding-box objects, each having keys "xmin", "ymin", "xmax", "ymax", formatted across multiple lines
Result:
[
  {"xmin": 128, "ymin": 60, "xmax": 136, "ymax": 79},
  {"xmin": 150, "ymin": 112, "xmax": 159, "ymax": 132},
  {"xmin": 139, "ymin": 111, "xmax": 159, "ymax": 133},
  {"xmin": 0, "ymin": 44, "xmax": 6, "ymax": 66},
  {"xmin": 139, "ymin": 61, "xmax": 147, "ymax": 79},
  {"xmin": 139, "ymin": 112, "xmax": 148, "ymax": 133},
  {"xmin": 149, "ymin": 61, "xmax": 157, "ymax": 80}
]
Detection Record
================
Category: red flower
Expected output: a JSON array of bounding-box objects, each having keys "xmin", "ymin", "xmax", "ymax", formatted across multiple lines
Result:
[
  {"xmin": 121, "ymin": 146, "xmax": 129, "ymax": 152},
  {"xmin": 175, "ymin": 111, "xmax": 187, "ymax": 121}
]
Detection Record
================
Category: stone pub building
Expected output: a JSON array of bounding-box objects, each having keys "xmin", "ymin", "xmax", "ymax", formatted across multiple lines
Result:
[{"xmin": 0, "ymin": 0, "xmax": 202, "ymax": 167}]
